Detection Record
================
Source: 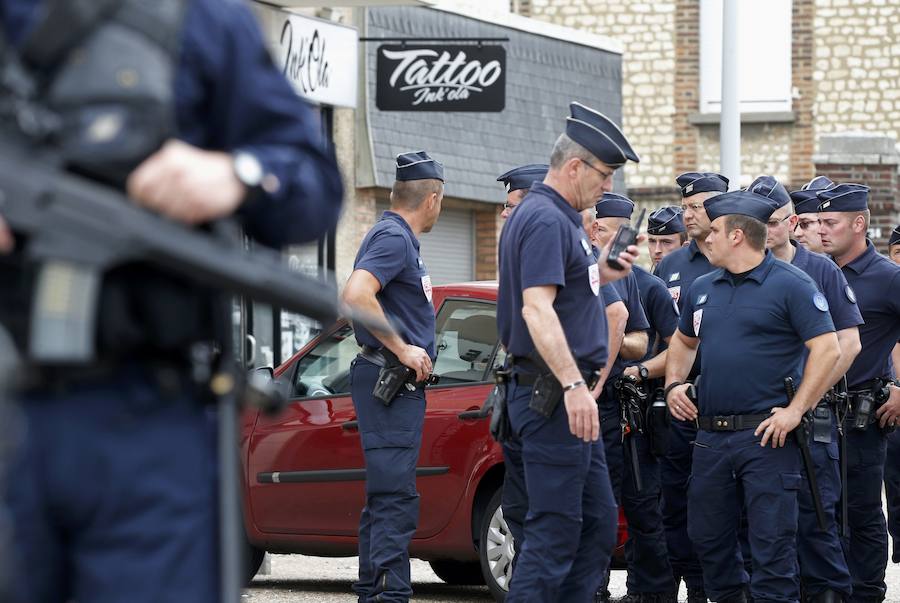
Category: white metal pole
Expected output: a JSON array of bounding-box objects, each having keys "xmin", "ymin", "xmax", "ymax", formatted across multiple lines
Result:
[{"xmin": 720, "ymin": 0, "xmax": 740, "ymax": 189}]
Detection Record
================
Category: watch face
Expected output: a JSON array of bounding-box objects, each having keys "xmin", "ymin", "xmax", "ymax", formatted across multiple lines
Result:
[{"xmin": 235, "ymin": 152, "xmax": 263, "ymax": 187}]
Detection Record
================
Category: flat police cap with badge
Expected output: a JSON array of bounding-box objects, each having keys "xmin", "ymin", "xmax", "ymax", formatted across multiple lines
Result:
[
  {"xmin": 648, "ymin": 206, "xmax": 685, "ymax": 235},
  {"xmin": 789, "ymin": 175, "xmax": 835, "ymax": 214},
  {"xmin": 497, "ymin": 164, "xmax": 548, "ymax": 193},
  {"xmin": 566, "ymin": 102, "xmax": 640, "ymax": 167},
  {"xmin": 816, "ymin": 183, "xmax": 870, "ymax": 212},
  {"xmin": 703, "ymin": 189, "xmax": 782, "ymax": 223},
  {"xmin": 747, "ymin": 175, "xmax": 791, "ymax": 208},
  {"xmin": 395, "ymin": 150, "xmax": 444, "ymax": 182},
  {"xmin": 891, "ymin": 225, "xmax": 900, "ymax": 247},
  {"xmin": 595, "ymin": 192, "xmax": 635, "ymax": 219},
  {"xmin": 676, "ymin": 171, "xmax": 729, "ymax": 198}
]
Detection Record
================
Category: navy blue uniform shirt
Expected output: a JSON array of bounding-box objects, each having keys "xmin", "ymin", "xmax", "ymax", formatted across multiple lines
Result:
[
  {"xmin": 791, "ymin": 241, "xmax": 863, "ymax": 332},
  {"xmin": 601, "ymin": 282, "xmax": 621, "ymax": 307},
  {"xmin": 2, "ymin": 0, "xmax": 343, "ymax": 249},
  {"xmin": 498, "ymin": 183, "xmax": 610, "ymax": 369},
  {"xmin": 633, "ymin": 265, "xmax": 679, "ymax": 361},
  {"xmin": 353, "ymin": 211, "xmax": 436, "ymax": 359},
  {"xmin": 678, "ymin": 251, "xmax": 836, "ymax": 416},
  {"xmin": 654, "ymin": 239, "xmax": 714, "ymax": 312},
  {"xmin": 839, "ymin": 241, "xmax": 900, "ymax": 387},
  {"xmin": 608, "ymin": 272, "xmax": 650, "ymax": 378}
]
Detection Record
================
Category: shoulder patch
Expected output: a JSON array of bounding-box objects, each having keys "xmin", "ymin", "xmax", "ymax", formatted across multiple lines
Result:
[
  {"xmin": 813, "ymin": 292, "xmax": 829, "ymax": 312},
  {"xmin": 845, "ymin": 285, "xmax": 857, "ymax": 304}
]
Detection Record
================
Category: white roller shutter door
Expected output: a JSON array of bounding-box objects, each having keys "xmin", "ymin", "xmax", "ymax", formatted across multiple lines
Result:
[{"xmin": 376, "ymin": 203, "xmax": 474, "ymax": 285}]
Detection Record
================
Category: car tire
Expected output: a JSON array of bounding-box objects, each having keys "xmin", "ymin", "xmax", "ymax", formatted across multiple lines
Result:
[
  {"xmin": 479, "ymin": 488, "xmax": 514, "ymax": 602},
  {"xmin": 428, "ymin": 559, "xmax": 485, "ymax": 586},
  {"xmin": 245, "ymin": 543, "xmax": 265, "ymax": 585}
]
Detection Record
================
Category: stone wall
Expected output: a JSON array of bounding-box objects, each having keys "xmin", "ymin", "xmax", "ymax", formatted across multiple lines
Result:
[
  {"xmin": 813, "ymin": 0, "xmax": 900, "ymax": 155},
  {"xmin": 695, "ymin": 124, "xmax": 793, "ymax": 187},
  {"xmin": 528, "ymin": 0, "xmax": 676, "ymax": 189}
]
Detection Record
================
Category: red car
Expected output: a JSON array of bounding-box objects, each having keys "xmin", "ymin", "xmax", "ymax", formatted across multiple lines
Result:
[{"xmin": 241, "ymin": 282, "xmax": 626, "ymax": 600}]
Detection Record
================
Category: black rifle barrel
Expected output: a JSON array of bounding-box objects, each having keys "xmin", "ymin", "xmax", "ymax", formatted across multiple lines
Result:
[{"xmin": 785, "ymin": 376, "xmax": 827, "ymax": 531}]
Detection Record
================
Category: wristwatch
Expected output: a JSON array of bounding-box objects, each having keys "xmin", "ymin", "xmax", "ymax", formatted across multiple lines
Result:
[{"xmin": 233, "ymin": 151, "xmax": 264, "ymax": 196}]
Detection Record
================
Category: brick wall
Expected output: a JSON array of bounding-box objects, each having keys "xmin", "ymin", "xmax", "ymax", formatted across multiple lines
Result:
[
  {"xmin": 813, "ymin": 133, "xmax": 900, "ymax": 253},
  {"xmin": 474, "ymin": 205, "xmax": 503, "ymax": 281}
]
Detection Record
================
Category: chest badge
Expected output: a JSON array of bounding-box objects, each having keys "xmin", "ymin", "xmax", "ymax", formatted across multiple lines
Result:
[
  {"xmin": 668, "ymin": 272, "xmax": 680, "ymax": 283},
  {"xmin": 697, "ymin": 293, "xmax": 708, "ymax": 306},
  {"xmin": 813, "ymin": 292, "xmax": 829, "ymax": 312},
  {"xmin": 693, "ymin": 309, "xmax": 703, "ymax": 335},
  {"xmin": 580, "ymin": 238, "xmax": 592, "ymax": 256},
  {"xmin": 588, "ymin": 264, "xmax": 600, "ymax": 296},
  {"xmin": 845, "ymin": 285, "xmax": 857, "ymax": 304}
]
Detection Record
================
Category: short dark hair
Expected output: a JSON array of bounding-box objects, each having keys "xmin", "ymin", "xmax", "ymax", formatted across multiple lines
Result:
[
  {"xmin": 390, "ymin": 179, "xmax": 443, "ymax": 210},
  {"xmin": 724, "ymin": 214, "xmax": 767, "ymax": 251}
]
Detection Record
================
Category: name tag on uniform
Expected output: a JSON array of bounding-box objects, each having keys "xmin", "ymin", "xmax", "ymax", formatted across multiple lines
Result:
[
  {"xmin": 588, "ymin": 264, "xmax": 600, "ymax": 296},
  {"xmin": 421, "ymin": 275, "xmax": 433, "ymax": 303},
  {"xmin": 693, "ymin": 309, "xmax": 703, "ymax": 335},
  {"xmin": 668, "ymin": 285, "xmax": 681, "ymax": 303}
]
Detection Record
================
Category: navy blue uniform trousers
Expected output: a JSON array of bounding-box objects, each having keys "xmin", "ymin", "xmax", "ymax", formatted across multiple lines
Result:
[
  {"xmin": 7, "ymin": 367, "xmax": 218, "ymax": 603},
  {"xmin": 598, "ymin": 399, "xmax": 674, "ymax": 595},
  {"xmin": 503, "ymin": 375, "xmax": 618, "ymax": 602},
  {"xmin": 840, "ymin": 418, "xmax": 888, "ymax": 603},
  {"xmin": 350, "ymin": 358, "xmax": 426, "ymax": 603},
  {"xmin": 797, "ymin": 422, "xmax": 852, "ymax": 597},
  {"xmin": 883, "ymin": 429, "xmax": 900, "ymax": 563},
  {"xmin": 687, "ymin": 429, "xmax": 801, "ymax": 603},
  {"xmin": 661, "ymin": 419, "xmax": 705, "ymax": 591}
]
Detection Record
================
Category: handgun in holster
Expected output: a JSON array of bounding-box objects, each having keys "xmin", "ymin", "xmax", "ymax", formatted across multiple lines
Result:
[
  {"xmin": 520, "ymin": 353, "xmax": 600, "ymax": 419},
  {"xmin": 488, "ymin": 367, "xmax": 512, "ymax": 443},
  {"xmin": 850, "ymin": 379, "xmax": 891, "ymax": 432},
  {"xmin": 366, "ymin": 346, "xmax": 438, "ymax": 406}
]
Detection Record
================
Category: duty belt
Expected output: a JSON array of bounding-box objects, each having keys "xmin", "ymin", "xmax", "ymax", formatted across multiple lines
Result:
[
  {"xmin": 509, "ymin": 355, "xmax": 601, "ymax": 389},
  {"xmin": 359, "ymin": 344, "xmax": 396, "ymax": 368},
  {"xmin": 697, "ymin": 413, "xmax": 770, "ymax": 432}
]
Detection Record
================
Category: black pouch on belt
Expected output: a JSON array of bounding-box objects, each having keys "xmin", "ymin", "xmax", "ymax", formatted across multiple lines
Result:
[
  {"xmin": 372, "ymin": 364, "xmax": 414, "ymax": 406},
  {"xmin": 812, "ymin": 404, "xmax": 833, "ymax": 444},
  {"xmin": 528, "ymin": 373, "xmax": 564, "ymax": 418}
]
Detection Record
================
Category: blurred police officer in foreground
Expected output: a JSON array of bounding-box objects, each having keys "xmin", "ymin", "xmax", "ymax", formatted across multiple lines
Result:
[
  {"xmin": 886, "ymin": 225, "xmax": 900, "ymax": 566},
  {"xmin": 789, "ymin": 176, "xmax": 836, "ymax": 255},
  {"xmin": 0, "ymin": 1, "xmax": 344, "ymax": 601},
  {"xmin": 666, "ymin": 190, "xmax": 840, "ymax": 603},
  {"xmin": 497, "ymin": 101, "xmax": 640, "ymax": 602},
  {"xmin": 646, "ymin": 206, "xmax": 687, "ymax": 269},
  {"xmin": 759, "ymin": 174, "xmax": 861, "ymax": 602},
  {"xmin": 654, "ymin": 171, "xmax": 728, "ymax": 602},
  {"xmin": 818, "ymin": 184, "xmax": 900, "ymax": 602},
  {"xmin": 498, "ymin": 164, "xmax": 548, "ymax": 220},
  {"xmin": 593, "ymin": 193, "xmax": 677, "ymax": 603},
  {"xmin": 341, "ymin": 151, "xmax": 443, "ymax": 603}
]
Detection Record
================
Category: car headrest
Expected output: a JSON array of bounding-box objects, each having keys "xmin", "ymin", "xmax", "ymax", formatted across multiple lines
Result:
[{"xmin": 456, "ymin": 314, "xmax": 497, "ymax": 363}]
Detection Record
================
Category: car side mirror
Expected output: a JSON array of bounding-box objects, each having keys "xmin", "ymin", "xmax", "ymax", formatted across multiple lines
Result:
[{"xmin": 244, "ymin": 366, "xmax": 286, "ymax": 415}]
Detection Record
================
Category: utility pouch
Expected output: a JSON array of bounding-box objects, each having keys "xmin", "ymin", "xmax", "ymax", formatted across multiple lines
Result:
[
  {"xmin": 852, "ymin": 391, "xmax": 875, "ymax": 431},
  {"xmin": 647, "ymin": 387, "xmax": 671, "ymax": 457},
  {"xmin": 373, "ymin": 364, "xmax": 414, "ymax": 406},
  {"xmin": 488, "ymin": 369, "xmax": 511, "ymax": 443},
  {"xmin": 528, "ymin": 372, "xmax": 564, "ymax": 418},
  {"xmin": 812, "ymin": 405, "xmax": 833, "ymax": 444}
]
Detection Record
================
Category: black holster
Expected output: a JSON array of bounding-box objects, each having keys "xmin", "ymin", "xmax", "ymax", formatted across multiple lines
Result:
[
  {"xmin": 849, "ymin": 379, "xmax": 891, "ymax": 433},
  {"xmin": 488, "ymin": 368, "xmax": 511, "ymax": 443}
]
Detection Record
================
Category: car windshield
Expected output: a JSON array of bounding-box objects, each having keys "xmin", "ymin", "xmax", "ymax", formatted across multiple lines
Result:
[{"xmin": 288, "ymin": 297, "xmax": 500, "ymax": 398}]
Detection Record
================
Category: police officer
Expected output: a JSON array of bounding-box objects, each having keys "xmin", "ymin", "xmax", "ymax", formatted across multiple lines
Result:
[
  {"xmin": 592, "ymin": 194, "xmax": 678, "ymax": 603},
  {"xmin": 817, "ymin": 184, "xmax": 900, "ymax": 602},
  {"xmin": 654, "ymin": 171, "xmax": 728, "ymax": 602},
  {"xmin": 886, "ymin": 225, "xmax": 900, "ymax": 565},
  {"xmin": 759, "ymin": 174, "xmax": 862, "ymax": 602},
  {"xmin": 0, "ymin": 1, "xmax": 344, "ymax": 602},
  {"xmin": 666, "ymin": 190, "xmax": 841, "ymax": 603},
  {"xmin": 341, "ymin": 151, "xmax": 444, "ymax": 603},
  {"xmin": 647, "ymin": 206, "xmax": 687, "ymax": 269},
  {"xmin": 789, "ymin": 177, "xmax": 836, "ymax": 254},
  {"xmin": 498, "ymin": 101, "xmax": 640, "ymax": 602},
  {"xmin": 498, "ymin": 164, "xmax": 549, "ymax": 219}
]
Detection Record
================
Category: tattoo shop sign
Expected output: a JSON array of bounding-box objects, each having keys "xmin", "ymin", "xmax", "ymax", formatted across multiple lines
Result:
[
  {"xmin": 376, "ymin": 44, "xmax": 506, "ymax": 112},
  {"xmin": 253, "ymin": 4, "xmax": 359, "ymax": 109}
]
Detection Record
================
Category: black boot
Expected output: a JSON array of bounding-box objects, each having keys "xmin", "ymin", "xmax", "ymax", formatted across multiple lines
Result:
[
  {"xmin": 808, "ymin": 590, "xmax": 841, "ymax": 603},
  {"xmin": 595, "ymin": 589, "xmax": 612, "ymax": 603},
  {"xmin": 614, "ymin": 594, "xmax": 642, "ymax": 603}
]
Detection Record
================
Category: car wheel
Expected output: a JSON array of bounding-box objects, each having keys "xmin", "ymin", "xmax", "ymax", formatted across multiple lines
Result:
[
  {"xmin": 428, "ymin": 559, "xmax": 485, "ymax": 585},
  {"xmin": 479, "ymin": 488, "xmax": 513, "ymax": 602},
  {"xmin": 245, "ymin": 543, "xmax": 265, "ymax": 584}
]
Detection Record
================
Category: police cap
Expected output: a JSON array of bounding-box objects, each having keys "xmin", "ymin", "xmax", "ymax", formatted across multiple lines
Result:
[
  {"xmin": 566, "ymin": 102, "xmax": 639, "ymax": 168},
  {"xmin": 395, "ymin": 150, "xmax": 444, "ymax": 182}
]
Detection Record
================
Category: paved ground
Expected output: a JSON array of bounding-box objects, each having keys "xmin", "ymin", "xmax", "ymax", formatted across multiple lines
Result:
[{"xmin": 245, "ymin": 553, "xmax": 900, "ymax": 602}]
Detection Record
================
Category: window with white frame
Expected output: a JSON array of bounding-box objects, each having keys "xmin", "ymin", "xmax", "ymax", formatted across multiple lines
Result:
[{"xmin": 699, "ymin": 0, "xmax": 792, "ymax": 114}]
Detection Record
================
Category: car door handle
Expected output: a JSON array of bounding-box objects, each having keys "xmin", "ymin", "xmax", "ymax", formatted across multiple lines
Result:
[
  {"xmin": 342, "ymin": 420, "xmax": 359, "ymax": 431},
  {"xmin": 458, "ymin": 406, "xmax": 490, "ymax": 420}
]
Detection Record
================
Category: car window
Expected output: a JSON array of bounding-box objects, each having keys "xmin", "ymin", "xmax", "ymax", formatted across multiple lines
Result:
[
  {"xmin": 290, "ymin": 324, "xmax": 359, "ymax": 398},
  {"xmin": 432, "ymin": 299, "xmax": 499, "ymax": 385}
]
